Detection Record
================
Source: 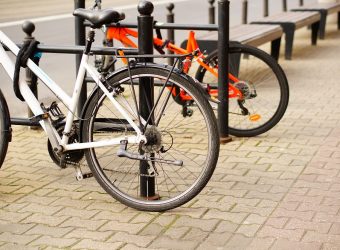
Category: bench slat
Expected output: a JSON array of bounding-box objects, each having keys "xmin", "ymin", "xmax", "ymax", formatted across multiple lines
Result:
[
  {"xmin": 198, "ymin": 24, "xmax": 282, "ymax": 46},
  {"xmin": 255, "ymin": 11, "xmax": 320, "ymax": 29},
  {"xmin": 294, "ymin": 2, "xmax": 340, "ymax": 14}
]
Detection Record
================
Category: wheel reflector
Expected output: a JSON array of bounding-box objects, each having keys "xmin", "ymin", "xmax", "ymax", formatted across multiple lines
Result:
[{"xmin": 249, "ymin": 114, "xmax": 261, "ymax": 121}]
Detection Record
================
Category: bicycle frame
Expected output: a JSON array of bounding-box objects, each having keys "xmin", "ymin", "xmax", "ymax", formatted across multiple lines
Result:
[
  {"xmin": 0, "ymin": 30, "xmax": 145, "ymax": 152},
  {"xmin": 106, "ymin": 26, "xmax": 243, "ymax": 99}
]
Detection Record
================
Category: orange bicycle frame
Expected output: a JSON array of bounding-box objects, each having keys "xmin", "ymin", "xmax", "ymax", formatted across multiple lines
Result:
[{"xmin": 106, "ymin": 26, "xmax": 243, "ymax": 99}]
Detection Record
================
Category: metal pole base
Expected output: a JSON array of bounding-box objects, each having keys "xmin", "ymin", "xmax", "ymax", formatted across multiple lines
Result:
[
  {"xmin": 142, "ymin": 194, "xmax": 160, "ymax": 200},
  {"xmin": 220, "ymin": 136, "xmax": 233, "ymax": 144}
]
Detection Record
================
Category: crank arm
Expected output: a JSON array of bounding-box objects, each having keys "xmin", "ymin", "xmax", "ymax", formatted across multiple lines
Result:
[{"xmin": 117, "ymin": 149, "xmax": 183, "ymax": 166}]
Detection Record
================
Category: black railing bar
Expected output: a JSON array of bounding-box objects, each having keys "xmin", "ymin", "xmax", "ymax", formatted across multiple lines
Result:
[
  {"xmin": 10, "ymin": 44, "xmax": 138, "ymax": 55},
  {"xmin": 11, "ymin": 118, "xmax": 41, "ymax": 126},
  {"xmin": 115, "ymin": 53, "xmax": 191, "ymax": 58},
  {"xmin": 84, "ymin": 21, "xmax": 219, "ymax": 31}
]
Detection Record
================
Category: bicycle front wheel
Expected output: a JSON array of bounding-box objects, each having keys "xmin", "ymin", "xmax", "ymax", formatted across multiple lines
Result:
[
  {"xmin": 82, "ymin": 65, "xmax": 219, "ymax": 211},
  {"xmin": 0, "ymin": 89, "xmax": 10, "ymax": 169},
  {"xmin": 195, "ymin": 43, "xmax": 289, "ymax": 137}
]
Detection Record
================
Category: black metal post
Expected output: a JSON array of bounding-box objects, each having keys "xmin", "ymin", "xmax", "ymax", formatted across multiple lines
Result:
[
  {"xmin": 22, "ymin": 21, "xmax": 38, "ymax": 121},
  {"xmin": 242, "ymin": 0, "xmax": 248, "ymax": 24},
  {"xmin": 264, "ymin": 0, "xmax": 269, "ymax": 17},
  {"xmin": 209, "ymin": 0, "xmax": 216, "ymax": 24},
  {"xmin": 282, "ymin": 0, "xmax": 287, "ymax": 12},
  {"xmin": 74, "ymin": 0, "xmax": 86, "ymax": 116},
  {"xmin": 137, "ymin": 1, "xmax": 157, "ymax": 199},
  {"xmin": 299, "ymin": 0, "xmax": 303, "ymax": 6},
  {"xmin": 166, "ymin": 3, "xmax": 175, "ymax": 65},
  {"xmin": 218, "ymin": 0, "xmax": 231, "ymax": 143}
]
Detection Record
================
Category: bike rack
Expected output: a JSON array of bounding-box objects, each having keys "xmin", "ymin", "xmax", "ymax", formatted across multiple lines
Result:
[
  {"xmin": 93, "ymin": 1, "xmax": 231, "ymax": 142},
  {"xmin": 12, "ymin": 0, "xmax": 230, "ymax": 199}
]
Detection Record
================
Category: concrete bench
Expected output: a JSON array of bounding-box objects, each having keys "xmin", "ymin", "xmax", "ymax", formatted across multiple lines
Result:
[
  {"xmin": 251, "ymin": 11, "xmax": 321, "ymax": 60},
  {"xmin": 291, "ymin": 2, "xmax": 340, "ymax": 39},
  {"xmin": 181, "ymin": 24, "xmax": 283, "ymax": 61}
]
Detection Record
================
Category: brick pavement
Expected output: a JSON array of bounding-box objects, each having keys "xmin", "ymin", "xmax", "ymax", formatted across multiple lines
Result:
[{"xmin": 1, "ymin": 18, "xmax": 340, "ymax": 250}]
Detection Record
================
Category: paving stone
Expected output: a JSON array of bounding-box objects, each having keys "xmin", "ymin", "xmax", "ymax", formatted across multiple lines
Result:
[
  {"xmin": 196, "ymin": 232, "xmax": 232, "ymax": 249},
  {"xmin": 22, "ymin": 214, "xmax": 69, "ymax": 227},
  {"xmin": 0, "ymin": 242, "xmax": 38, "ymax": 250},
  {"xmin": 0, "ymin": 210, "xmax": 32, "ymax": 223},
  {"xmin": 297, "ymin": 202, "xmax": 339, "ymax": 215},
  {"xmin": 243, "ymin": 214, "xmax": 267, "ymax": 225},
  {"xmin": 99, "ymin": 221, "xmax": 145, "ymax": 234},
  {"xmin": 120, "ymin": 243, "xmax": 163, "ymax": 250},
  {"xmin": 26, "ymin": 224, "xmax": 74, "ymax": 238},
  {"xmin": 232, "ymin": 182, "xmax": 271, "ymax": 193},
  {"xmin": 224, "ymin": 233, "xmax": 252, "ymax": 249},
  {"xmin": 257, "ymin": 226, "xmax": 304, "ymax": 241},
  {"xmin": 214, "ymin": 221, "xmax": 239, "ymax": 233},
  {"xmin": 323, "ymin": 243, "xmax": 340, "ymax": 250},
  {"xmin": 182, "ymin": 227, "xmax": 209, "ymax": 242},
  {"xmin": 265, "ymin": 217, "xmax": 289, "ymax": 229},
  {"xmin": 284, "ymin": 193, "xmax": 323, "ymax": 204},
  {"xmin": 163, "ymin": 226, "xmax": 190, "ymax": 239},
  {"xmin": 221, "ymin": 175, "xmax": 259, "ymax": 184},
  {"xmin": 107, "ymin": 232, "xmax": 156, "ymax": 248},
  {"xmin": 258, "ymin": 177, "xmax": 294, "ymax": 187},
  {"xmin": 191, "ymin": 200, "xmax": 234, "ymax": 211},
  {"xmin": 236, "ymin": 224, "xmax": 262, "ymax": 237},
  {"xmin": 203, "ymin": 210, "xmax": 248, "ymax": 224},
  {"xmin": 285, "ymin": 218, "xmax": 331, "ymax": 234},
  {"xmin": 220, "ymin": 196, "xmax": 260, "ymax": 206},
  {"xmin": 54, "ymin": 207, "xmax": 99, "ymax": 219},
  {"xmin": 173, "ymin": 215, "xmax": 219, "ymax": 232},
  {"xmin": 59, "ymin": 217, "xmax": 107, "ymax": 231},
  {"xmin": 303, "ymin": 231, "xmax": 340, "ymax": 244},
  {"xmin": 277, "ymin": 201, "xmax": 300, "ymax": 211},
  {"xmin": 152, "ymin": 213, "xmax": 178, "ymax": 227},
  {"xmin": 245, "ymin": 190, "xmax": 285, "ymax": 202},
  {"xmin": 272, "ymin": 208, "xmax": 314, "ymax": 221},
  {"xmin": 29, "ymin": 235, "xmax": 78, "ymax": 248},
  {"xmin": 329, "ymin": 223, "xmax": 340, "ymax": 235},
  {"xmin": 16, "ymin": 194, "xmax": 59, "ymax": 206},
  {"xmin": 0, "ymin": 232, "xmax": 38, "ymax": 245},
  {"xmin": 149, "ymin": 235, "xmax": 198, "ymax": 250},
  {"xmin": 256, "ymin": 200, "xmax": 278, "ymax": 208},
  {"xmin": 231, "ymin": 204, "xmax": 274, "ymax": 217},
  {"xmin": 49, "ymin": 197, "xmax": 93, "ymax": 209},
  {"xmin": 19, "ymin": 203, "xmax": 63, "ymax": 216},
  {"xmin": 247, "ymin": 237, "xmax": 275, "ymax": 249},
  {"xmin": 0, "ymin": 222, "xmax": 35, "ymax": 234},
  {"xmin": 271, "ymin": 238, "xmax": 322, "ymax": 250},
  {"xmin": 0, "ymin": 193, "xmax": 25, "ymax": 203},
  {"xmin": 2, "ymin": 202, "xmax": 30, "ymax": 212}
]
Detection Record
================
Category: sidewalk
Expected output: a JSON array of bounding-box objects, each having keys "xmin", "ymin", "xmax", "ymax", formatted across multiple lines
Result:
[{"xmin": 1, "ymin": 21, "xmax": 340, "ymax": 250}]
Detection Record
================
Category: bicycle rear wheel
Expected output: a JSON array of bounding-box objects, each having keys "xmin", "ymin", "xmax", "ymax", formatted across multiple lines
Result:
[
  {"xmin": 0, "ymin": 89, "xmax": 11, "ymax": 168},
  {"xmin": 82, "ymin": 65, "xmax": 219, "ymax": 211},
  {"xmin": 195, "ymin": 43, "xmax": 289, "ymax": 137}
]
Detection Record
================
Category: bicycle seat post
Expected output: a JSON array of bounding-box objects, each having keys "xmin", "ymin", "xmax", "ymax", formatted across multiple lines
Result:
[{"xmin": 84, "ymin": 29, "xmax": 95, "ymax": 55}]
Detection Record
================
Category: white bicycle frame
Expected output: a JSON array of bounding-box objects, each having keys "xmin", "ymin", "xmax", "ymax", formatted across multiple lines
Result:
[{"xmin": 0, "ymin": 30, "xmax": 146, "ymax": 152}]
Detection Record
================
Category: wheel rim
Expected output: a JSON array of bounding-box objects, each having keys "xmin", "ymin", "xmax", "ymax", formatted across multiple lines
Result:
[
  {"xmin": 85, "ymin": 71, "xmax": 216, "ymax": 208},
  {"xmin": 201, "ymin": 50, "xmax": 285, "ymax": 135}
]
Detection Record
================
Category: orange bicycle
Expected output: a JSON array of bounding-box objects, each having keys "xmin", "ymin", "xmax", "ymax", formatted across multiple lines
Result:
[{"xmin": 99, "ymin": 22, "xmax": 289, "ymax": 137}]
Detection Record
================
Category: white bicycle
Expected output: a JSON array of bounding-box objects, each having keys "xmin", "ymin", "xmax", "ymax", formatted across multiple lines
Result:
[{"xmin": 0, "ymin": 8, "xmax": 219, "ymax": 211}]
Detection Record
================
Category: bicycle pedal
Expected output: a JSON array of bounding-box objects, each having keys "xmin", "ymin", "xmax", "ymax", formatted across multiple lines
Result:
[
  {"xmin": 48, "ymin": 101, "xmax": 65, "ymax": 120},
  {"xmin": 59, "ymin": 154, "xmax": 67, "ymax": 169},
  {"xmin": 74, "ymin": 165, "xmax": 93, "ymax": 181}
]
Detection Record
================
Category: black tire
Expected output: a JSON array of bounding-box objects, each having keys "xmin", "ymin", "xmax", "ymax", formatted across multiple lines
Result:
[
  {"xmin": 82, "ymin": 65, "xmax": 219, "ymax": 211},
  {"xmin": 195, "ymin": 43, "xmax": 289, "ymax": 137},
  {"xmin": 0, "ymin": 89, "xmax": 11, "ymax": 168}
]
